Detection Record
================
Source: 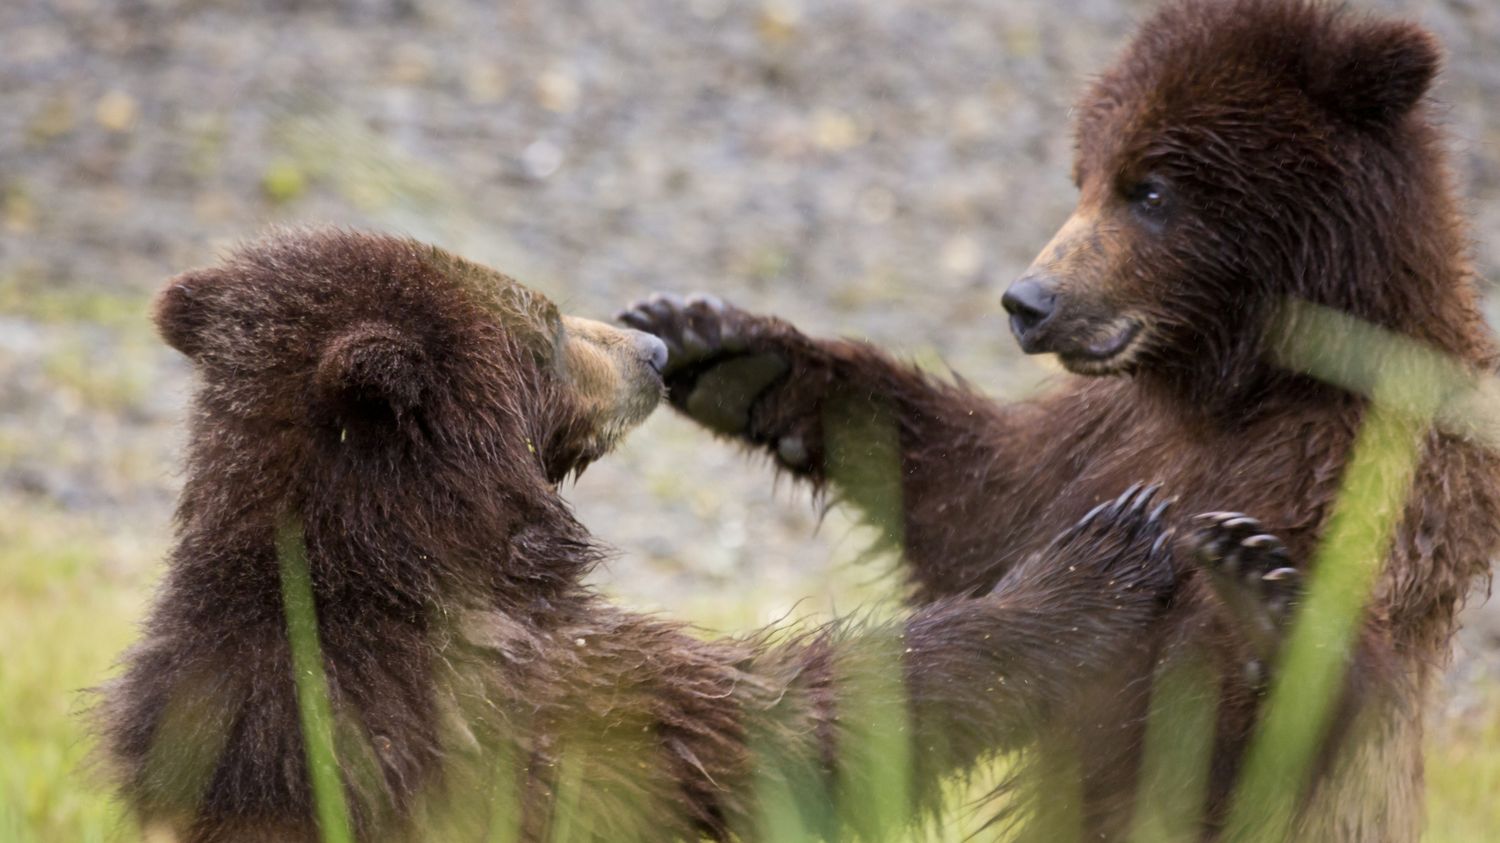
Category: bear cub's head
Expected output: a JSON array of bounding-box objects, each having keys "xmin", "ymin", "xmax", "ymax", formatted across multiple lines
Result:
[
  {"xmin": 153, "ymin": 229, "xmax": 665, "ymax": 601},
  {"xmin": 1003, "ymin": 0, "xmax": 1456, "ymax": 386}
]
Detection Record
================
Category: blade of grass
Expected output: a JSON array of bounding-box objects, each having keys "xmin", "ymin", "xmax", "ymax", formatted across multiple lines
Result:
[
  {"xmin": 1223, "ymin": 400, "xmax": 1424, "ymax": 841},
  {"xmin": 1128, "ymin": 652, "xmax": 1216, "ymax": 843},
  {"xmin": 1224, "ymin": 301, "xmax": 1454, "ymax": 841},
  {"xmin": 277, "ymin": 520, "xmax": 355, "ymax": 843},
  {"xmin": 834, "ymin": 629, "xmax": 914, "ymax": 841}
]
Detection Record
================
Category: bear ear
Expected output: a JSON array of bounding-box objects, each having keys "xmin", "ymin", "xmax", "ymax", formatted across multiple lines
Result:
[
  {"xmin": 1311, "ymin": 21, "xmax": 1440, "ymax": 127},
  {"xmin": 153, "ymin": 269, "xmax": 223, "ymax": 359},
  {"xmin": 315, "ymin": 322, "xmax": 428, "ymax": 419}
]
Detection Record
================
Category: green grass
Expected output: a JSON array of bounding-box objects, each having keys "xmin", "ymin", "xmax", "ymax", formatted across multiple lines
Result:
[
  {"xmin": 0, "ymin": 496, "xmax": 155, "ymax": 843},
  {"xmin": 0, "ymin": 272, "xmax": 150, "ymax": 332},
  {"xmin": 276, "ymin": 521, "xmax": 355, "ymax": 843},
  {"xmin": 1225, "ymin": 397, "xmax": 1428, "ymax": 842},
  {"xmin": 1426, "ymin": 695, "xmax": 1500, "ymax": 843},
  {"xmin": 2, "ymin": 490, "xmax": 1497, "ymax": 841}
]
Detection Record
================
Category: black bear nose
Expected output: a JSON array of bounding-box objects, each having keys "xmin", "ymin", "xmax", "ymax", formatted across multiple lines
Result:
[
  {"xmin": 1001, "ymin": 277, "xmax": 1057, "ymax": 337},
  {"xmin": 632, "ymin": 331, "xmax": 670, "ymax": 374}
]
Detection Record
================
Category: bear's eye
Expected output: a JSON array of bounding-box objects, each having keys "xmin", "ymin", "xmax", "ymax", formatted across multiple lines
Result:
[{"xmin": 1124, "ymin": 180, "xmax": 1170, "ymax": 219}]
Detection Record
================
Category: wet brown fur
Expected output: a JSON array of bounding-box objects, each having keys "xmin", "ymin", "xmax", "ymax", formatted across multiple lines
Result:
[
  {"xmin": 629, "ymin": 2, "xmax": 1500, "ymax": 840},
  {"xmin": 96, "ymin": 228, "xmax": 1182, "ymax": 841}
]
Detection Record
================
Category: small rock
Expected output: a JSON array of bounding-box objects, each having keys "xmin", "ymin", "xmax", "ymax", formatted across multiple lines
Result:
[
  {"xmin": 94, "ymin": 91, "xmax": 138, "ymax": 134},
  {"xmin": 812, "ymin": 109, "xmax": 863, "ymax": 151},
  {"xmin": 535, "ymin": 70, "xmax": 579, "ymax": 113},
  {"xmin": 27, "ymin": 96, "xmax": 76, "ymax": 144},
  {"xmin": 757, "ymin": 0, "xmax": 802, "ymax": 45},
  {"xmin": 941, "ymin": 235, "xmax": 983, "ymax": 277},
  {"xmin": 464, "ymin": 62, "xmax": 510, "ymax": 103},
  {"xmin": 387, "ymin": 44, "xmax": 433, "ymax": 85},
  {"xmin": 521, "ymin": 139, "xmax": 564, "ymax": 180}
]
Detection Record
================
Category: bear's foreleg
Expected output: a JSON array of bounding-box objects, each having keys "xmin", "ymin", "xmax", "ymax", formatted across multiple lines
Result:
[
  {"xmin": 710, "ymin": 483, "xmax": 1180, "ymax": 836},
  {"xmin": 619, "ymin": 294, "xmax": 1031, "ymax": 591}
]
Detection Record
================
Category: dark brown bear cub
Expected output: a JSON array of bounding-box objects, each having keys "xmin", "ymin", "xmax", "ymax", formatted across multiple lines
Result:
[
  {"xmin": 99, "ymin": 228, "xmax": 1183, "ymax": 842},
  {"xmin": 623, "ymin": 0, "xmax": 1500, "ymax": 840}
]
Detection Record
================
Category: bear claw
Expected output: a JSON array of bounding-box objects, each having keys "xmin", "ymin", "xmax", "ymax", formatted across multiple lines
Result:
[
  {"xmin": 1038, "ymin": 483, "xmax": 1176, "ymax": 600},
  {"xmin": 618, "ymin": 292, "xmax": 766, "ymax": 375},
  {"xmin": 1190, "ymin": 511, "xmax": 1302, "ymax": 675},
  {"xmin": 1065, "ymin": 482, "xmax": 1164, "ymax": 544}
]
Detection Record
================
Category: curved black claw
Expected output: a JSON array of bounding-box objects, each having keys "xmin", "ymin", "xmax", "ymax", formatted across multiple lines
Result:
[
  {"xmin": 1062, "ymin": 483, "xmax": 1173, "ymax": 541},
  {"xmin": 617, "ymin": 292, "xmax": 749, "ymax": 375},
  {"xmin": 1191, "ymin": 512, "xmax": 1303, "ymax": 680},
  {"xmin": 1021, "ymin": 482, "xmax": 1179, "ymax": 605}
]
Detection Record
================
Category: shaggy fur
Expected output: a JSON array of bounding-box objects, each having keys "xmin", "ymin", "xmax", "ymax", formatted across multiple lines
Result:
[
  {"xmin": 97, "ymin": 229, "xmax": 1182, "ymax": 842},
  {"xmin": 621, "ymin": 1, "xmax": 1500, "ymax": 840}
]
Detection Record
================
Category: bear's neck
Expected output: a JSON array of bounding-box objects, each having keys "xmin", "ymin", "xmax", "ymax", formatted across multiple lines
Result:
[
  {"xmin": 300, "ymin": 494, "xmax": 601, "ymax": 616},
  {"xmin": 166, "ymin": 471, "xmax": 603, "ymax": 634},
  {"xmin": 1133, "ymin": 361, "xmax": 1357, "ymax": 432},
  {"xmin": 1150, "ymin": 246, "xmax": 1490, "ymax": 424}
]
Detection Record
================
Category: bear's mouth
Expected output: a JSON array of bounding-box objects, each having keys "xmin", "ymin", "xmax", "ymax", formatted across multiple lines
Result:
[{"xmin": 1057, "ymin": 318, "xmax": 1143, "ymax": 375}]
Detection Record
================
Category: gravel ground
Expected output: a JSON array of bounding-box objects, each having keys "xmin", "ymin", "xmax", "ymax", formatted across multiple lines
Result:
[{"xmin": 2, "ymin": 0, "xmax": 1498, "ymax": 701}]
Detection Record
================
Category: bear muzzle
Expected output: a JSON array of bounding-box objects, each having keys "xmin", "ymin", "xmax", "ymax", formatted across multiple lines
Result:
[{"xmin": 1002, "ymin": 276, "xmax": 1144, "ymax": 374}]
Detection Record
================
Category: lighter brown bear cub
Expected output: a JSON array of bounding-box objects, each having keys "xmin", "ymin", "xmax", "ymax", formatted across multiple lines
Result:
[
  {"xmin": 99, "ymin": 229, "xmax": 1186, "ymax": 842},
  {"xmin": 623, "ymin": 0, "xmax": 1500, "ymax": 840}
]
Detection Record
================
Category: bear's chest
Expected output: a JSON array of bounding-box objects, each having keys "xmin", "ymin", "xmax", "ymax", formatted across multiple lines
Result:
[{"xmin": 1031, "ymin": 399, "xmax": 1352, "ymax": 566}]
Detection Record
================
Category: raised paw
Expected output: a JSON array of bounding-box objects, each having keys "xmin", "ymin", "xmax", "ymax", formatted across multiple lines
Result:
[
  {"xmin": 617, "ymin": 293, "xmax": 754, "ymax": 374},
  {"xmin": 1061, "ymin": 482, "xmax": 1174, "ymax": 550},
  {"xmin": 1191, "ymin": 512, "xmax": 1303, "ymax": 680},
  {"xmin": 1031, "ymin": 482, "xmax": 1179, "ymax": 603},
  {"xmin": 617, "ymin": 294, "xmax": 790, "ymax": 435}
]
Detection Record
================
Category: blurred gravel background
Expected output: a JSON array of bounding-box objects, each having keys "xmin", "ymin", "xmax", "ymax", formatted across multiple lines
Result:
[{"xmin": 1, "ymin": 0, "xmax": 1498, "ymax": 742}]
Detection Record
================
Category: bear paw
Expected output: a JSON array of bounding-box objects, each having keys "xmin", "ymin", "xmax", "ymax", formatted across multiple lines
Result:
[
  {"xmin": 618, "ymin": 293, "xmax": 754, "ymax": 370},
  {"xmin": 618, "ymin": 294, "xmax": 790, "ymax": 437},
  {"xmin": 1007, "ymin": 482, "xmax": 1179, "ymax": 606},
  {"xmin": 1191, "ymin": 512, "xmax": 1303, "ymax": 684}
]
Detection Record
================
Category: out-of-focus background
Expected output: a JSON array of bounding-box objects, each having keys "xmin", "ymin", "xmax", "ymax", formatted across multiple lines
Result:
[{"xmin": 1, "ymin": 0, "xmax": 1497, "ymax": 839}]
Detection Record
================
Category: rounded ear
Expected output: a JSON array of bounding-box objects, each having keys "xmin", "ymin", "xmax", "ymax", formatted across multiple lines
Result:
[
  {"xmin": 315, "ymin": 322, "xmax": 428, "ymax": 418},
  {"xmin": 153, "ymin": 269, "xmax": 224, "ymax": 359},
  {"xmin": 1311, "ymin": 21, "xmax": 1440, "ymax": 127}
]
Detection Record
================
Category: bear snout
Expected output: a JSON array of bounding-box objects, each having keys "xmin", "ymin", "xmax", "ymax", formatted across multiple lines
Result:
[
  {"xmin": 630, "ymin": 330, "xmax": 669, "ymax": 376},
  {"xmin": 1001, "ymin": 276, "xmax": 1059, "ymax": 352}
]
